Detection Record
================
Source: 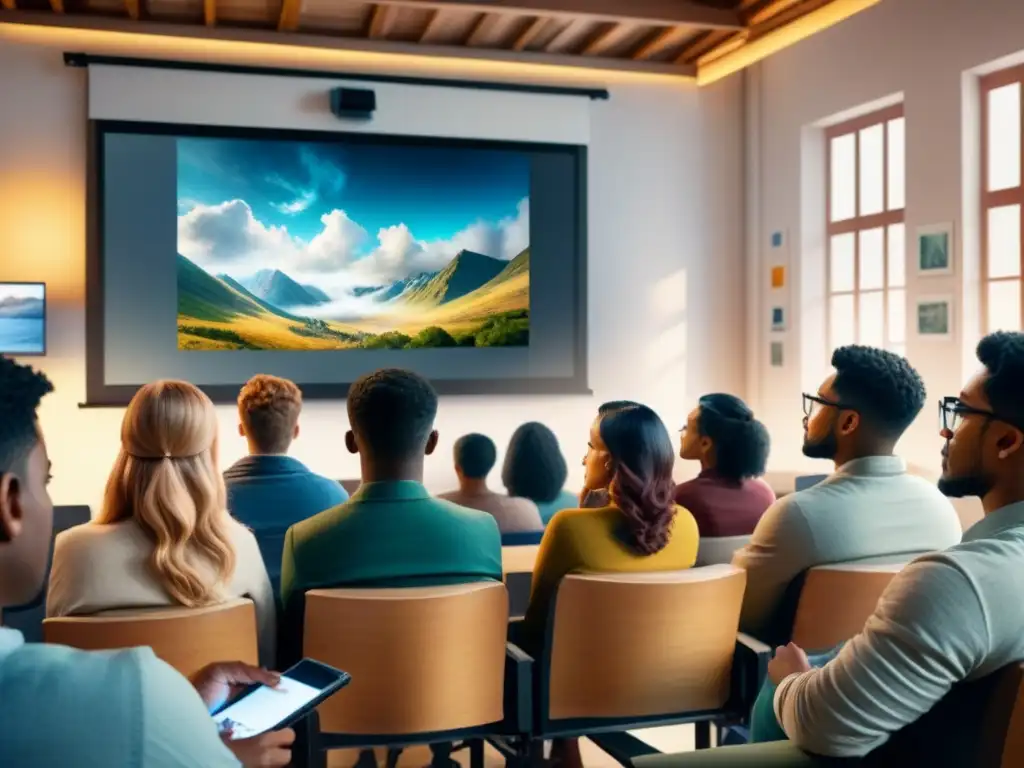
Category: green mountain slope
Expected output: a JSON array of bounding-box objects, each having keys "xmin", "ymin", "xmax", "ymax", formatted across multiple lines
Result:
[
  {"xmin": 177, "ymin": 254, "xmax": 267, "ymax": 323},
  {"xmin": 219, "ymin": 274, "xmax": 304, "ymax": 322},
  {"xmin": 480, "ymin": 248, "xmax": 529, "ymax": 292},
  {"xmin": 403, "ymin": 250, "xmax": 506, "ymax": 306}
]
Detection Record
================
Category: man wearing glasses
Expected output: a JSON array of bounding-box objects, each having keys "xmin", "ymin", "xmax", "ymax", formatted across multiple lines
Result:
[
  {"xmin": 759, "ymin": 331, "xmax": 1024, "ymax": 759},
  {"xmin": 732, "ymin": 345, "xmax": 961, "ymax": 642}
]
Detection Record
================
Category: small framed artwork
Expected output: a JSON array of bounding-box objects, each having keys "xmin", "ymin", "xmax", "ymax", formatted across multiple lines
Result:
[
  {"xmin": 770, "ymin": 341, "xmax": 784, "ymax": 367},
  {"xmin": 770, "ymin": 265, "xmax": 786, "ymax": 289},
  {"xmin": 916, "ymin": 223, "xmax": 954, "ymax": 276},
  {"xmin": 916, "ymin": 296, "xmax": 953, "ymax": 340},
  {"xmin": 771, "ymin": 306, "xmax": 785, "ymax": 331}
]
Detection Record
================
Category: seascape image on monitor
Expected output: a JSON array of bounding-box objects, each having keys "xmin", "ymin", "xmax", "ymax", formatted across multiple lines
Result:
[
  {"xmin": 176, "ymin": 135, "xmax": 530, "ymax": 351},
  {"xmin": 0, "ymin": 282, "xmax": 45, "ymax": 355}
]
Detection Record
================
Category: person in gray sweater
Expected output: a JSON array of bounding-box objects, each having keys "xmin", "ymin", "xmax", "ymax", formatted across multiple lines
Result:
[{"xmin": 732, "ymin": 345, "xmax": 962, "ymax": 642}]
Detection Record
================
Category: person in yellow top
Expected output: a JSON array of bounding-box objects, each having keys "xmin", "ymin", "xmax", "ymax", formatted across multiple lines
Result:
[{"xmin": 520, "ymin": 400, "xmax": 699, "ymax": 768}]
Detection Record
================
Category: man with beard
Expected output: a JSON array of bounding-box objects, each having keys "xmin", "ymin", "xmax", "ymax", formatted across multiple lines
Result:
[
  {"xmin": 732, "ymin": 345, "xmax": 961, "ymax": 641},
  {"xmin": 755, "ymin": 331, "xmax": 1024, "ymax": 758}
]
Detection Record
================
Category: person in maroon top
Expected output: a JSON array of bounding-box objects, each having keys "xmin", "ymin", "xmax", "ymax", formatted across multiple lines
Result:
[{"xmin": 675, "ymin": 393, "xmax": 775, "ymax": 539}]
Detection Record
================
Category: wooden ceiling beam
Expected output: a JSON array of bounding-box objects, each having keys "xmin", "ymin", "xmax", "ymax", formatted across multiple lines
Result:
[
  {"xmin": 0, "ymin": 0, "xmax": 16, "ymax": 9},
  {"xmin": 368, "ymin": 4, "xmax": 395, "ymax": 38},
  {"xmin": 743, "ymin": 0, "xmax": 804, "ymax": 26},
  {"xmin": 418, "ymin": 8, "xmax": 443, "ymax": 42},
  {"xmin": 363, "ymin": 0, "xmax": 742, "ymax": 30},
  {"xmin": 579, "ymin": 22, "xmax": 625, "ymax": 57},
  {"xmin": 465, "ymin": 12, "xmax": 499, "ymax": 46},
  {"xmin": 674, "ymin": 29, "xmax": 732, "ymax": 65},
  {"xmin": 277, "ymin": 0, "xmax": 302, "ymax": 31},
  {"xmin": 49, "ymin": 0, "xmax": 64, "ymax": 12},
  {"xmin": 543, "ymin": 17, "xmax": 587, "ymax": 53},
  {"xmin": 125, "ymin": 0, "xmax": 140, "ymax": 20},
  {"xmin": 511, "ymin": 16, "xmax": 546, "ymax": 51},
  {"xmin": 631, "ymin": 25, "xmax": 680, "ymax": 60},
  {"xmin": 203, "ymin": 0, "xmax": 216, "ymax": 26},
  {"xmin": 696, "ymin": 29, "xmax": 748, "ymax": 65}
]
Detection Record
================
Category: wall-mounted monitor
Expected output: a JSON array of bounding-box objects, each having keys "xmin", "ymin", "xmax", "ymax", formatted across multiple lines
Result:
[
  {"xmin": 87, "ymin": 122, "xmax": 588, "ymax": 405},
  {"xmin": 0, "ymin": 282, "xmax": 46, "ymax": 356}
]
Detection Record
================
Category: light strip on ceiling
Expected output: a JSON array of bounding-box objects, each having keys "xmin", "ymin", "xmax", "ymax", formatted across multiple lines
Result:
[{"xmin": 697, "ymin": 0, "xmax": 882, "ymax": 86}]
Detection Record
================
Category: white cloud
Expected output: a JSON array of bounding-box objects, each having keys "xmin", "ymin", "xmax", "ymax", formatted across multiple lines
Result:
[
  {"xmin": 273, "ymin": 190, "xmax": 316, "ymax": 215},
  {"xmin": 177, "ymin": 199, "xmax": 296, "ymax": 268},
  {"xmin": 300, "ymin": 210, "xmax": 368, "ymax": 273},
  {"xmin": 177, "ymin": 195, "xmax": 530, "ymax": 292}
]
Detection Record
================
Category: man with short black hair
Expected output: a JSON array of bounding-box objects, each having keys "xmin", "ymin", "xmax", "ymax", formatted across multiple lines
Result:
[
  {"xmin": 439, "ymin": 433, "xmax": 543, "ymax": 533},
  {"xmin": 0, "ymin": 357, "xmax": 292, "ymax": 766},
  {"xmin": 225, "ymin": 375, "xmax": 347, "ymax": 590},
  {"xmin": 733, "ymin": 345, "xmax": 962, "ymax": 641},
  {"xmin": 759, "ymin": 331, "xmax": 1024, "ymax": 759},
  {"xmin": 279, "ymin": 369, "xmax": 502, "ymax": 662}
]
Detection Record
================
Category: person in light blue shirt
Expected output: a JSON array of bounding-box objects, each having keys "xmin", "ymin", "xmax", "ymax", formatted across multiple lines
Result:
[
  {"xmin": 225, "ymin": 375, "xmax": 348, "ymax": 591},
  {"xmin": 0, "ymin": 356, "xmax": 293, "ymax": 767},
  {"xmin": 502, "ymin": 421, "xmax": 579, "ymax": 525}
]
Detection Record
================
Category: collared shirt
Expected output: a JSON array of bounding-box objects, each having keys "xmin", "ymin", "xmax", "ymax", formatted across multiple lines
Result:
[
  {"xmin": 278, "ymin": 480, "xmax": 502, "ymax": 664},
  {"xmin": 773, "ymin": 500, "xmax": 1024, "ymax": 758},
  {"xmin": 0, "ymin": 627, "xmax": 239, "ymax": 766},
  {"xmin": 437, "ymin": 487, "xmax": 544, "ymax": 534},
  {"xmin": 224, "ymin": 455, "xmax": 348, "ymax": 590},
  {"xmin": 732, "ymin": 456, "xmax": 962, "ymax": 640},
  {"xmin": 674, "ymin": 470, "xmax": 776, "ymax": 537}
]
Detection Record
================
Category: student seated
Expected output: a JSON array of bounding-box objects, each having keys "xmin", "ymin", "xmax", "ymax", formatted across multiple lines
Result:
[
  {"xmin": 502, "ymin": 421, "xmax": 578, "ymax": 525},
  {"xmin": 438, "ymin": 433, "xmax": 543, "ymax": 533},
  {"xmin": 0, "ymin": 356, "xmax": 293, "ymax": 767},
  {"xmin": 752, "ymin": 332, "xmax": 1024, "ymax": 759},
  {"xmin": 47, "ymin": 380, "xmax": 276, "ymax": 666},
  {"xmin": 224, "ymin": 374, "xmax": 348, "ymax": 589},
  {"xmin": 520, "ymin": 402, "xmax": 698, "ymax": 768},
  {"xmin": 523, "ymin": 401, "xmax": 699, "ymax": 646},
  {"xmin": 675, "ymin": 393, "xmax": 775, "ymax": 541},
  {"xmin": 732, "ymin": 345, "xmax": 962, "ymax": 642},
  {"xmin": 279, "ymin": 369, "xmax": 503, "ymax": 663}
]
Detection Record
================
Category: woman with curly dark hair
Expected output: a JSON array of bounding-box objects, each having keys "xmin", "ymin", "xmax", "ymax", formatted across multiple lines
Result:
[{"xmin": 519, "ymin": 402, "xmax": 699, "ymax": 768}]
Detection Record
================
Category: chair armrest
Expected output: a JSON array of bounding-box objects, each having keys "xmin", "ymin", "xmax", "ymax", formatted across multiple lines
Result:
[
  {"xmin": 730, "ymin": 632, "xmax": 773, "ymax": 714},
  {"xmin": 504, "ymin": 641, "xmax": 534, "ymax": 734}
]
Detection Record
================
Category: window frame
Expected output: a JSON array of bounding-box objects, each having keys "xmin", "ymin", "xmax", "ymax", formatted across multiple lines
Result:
[
  {"xmin": 824, "ymin": 103, "xmax": 906, "ymax": 354},
  {"xmin": 980, "ymin": 64, "xmax": 1024, "ymax": 333}
]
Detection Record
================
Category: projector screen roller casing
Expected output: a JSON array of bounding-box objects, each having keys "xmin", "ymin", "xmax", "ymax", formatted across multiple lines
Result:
[{"xmin": 86, "ymin": 121, "xmax": 589, "ymax": 405}]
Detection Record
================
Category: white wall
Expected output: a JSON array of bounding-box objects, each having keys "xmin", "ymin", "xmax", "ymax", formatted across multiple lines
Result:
[
  {"xmin": 0, "ymin": 23, "xmax": 746, "ymax": 512},
  {"xmin": 745, "ymin": 0, "xmax": 1024, "ymax": 525}
]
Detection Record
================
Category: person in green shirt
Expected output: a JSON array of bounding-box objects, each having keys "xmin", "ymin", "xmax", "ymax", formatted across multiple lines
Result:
[{"xmin": 279, "ymin": 368, "xmax": 502, "ymax": 768}]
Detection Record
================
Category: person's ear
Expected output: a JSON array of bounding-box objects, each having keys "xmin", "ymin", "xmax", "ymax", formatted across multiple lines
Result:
[
  {"xmin": 237, "ymin": 423, "xmax": 245, "ymax": 438},
  {"xmin": 345, "ymin": 431, "xmax": 358, "ymax": 455},
  {"xmin": 700, "ymin": 436, "xmax": 713, "ymax": 455},
  {"xmin": 838, "ymin": 410, "xmax": 860, "ymax": 435},
  {"xmin": 293, "ymin": 423, "xmax": 301, "ymax": 441},
  {"xmin": 425, "ymin": 430, "xmax": 439, "ymax": 456},
  {"xmin": 996, "ymin": 427, "xmax": 1024, "ymax": 460},
  {"xmin": 0, "ymin": 473, "xmax": 24, "ymax": 544}
]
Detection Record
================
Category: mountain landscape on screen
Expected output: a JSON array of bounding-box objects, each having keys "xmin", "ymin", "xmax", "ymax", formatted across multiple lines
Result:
[
  {"xmin": 175, "ymin": 135, "xmax": 530, "ymax": 350},
  {"xmin": 0, "ymin": 283, "xmax": 45, "ymax": 355}
]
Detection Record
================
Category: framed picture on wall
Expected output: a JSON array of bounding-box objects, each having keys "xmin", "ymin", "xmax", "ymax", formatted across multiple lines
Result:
[
  {"xmin": 771, "ymin": 306, "xmax": 786, "ymax": 331},
  {"xmin": 916, "ymin": 296, "xmax": 953, "ymax": 340},
  {"xmin": 916, "ymin": 223, "xmax": 954, "ymax": 276}
]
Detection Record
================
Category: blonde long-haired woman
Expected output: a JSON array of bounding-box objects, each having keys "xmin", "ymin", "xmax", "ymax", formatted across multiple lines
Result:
[{"xmin": 47, "ymin": 380, "xmax": 276, "ymax": 665}]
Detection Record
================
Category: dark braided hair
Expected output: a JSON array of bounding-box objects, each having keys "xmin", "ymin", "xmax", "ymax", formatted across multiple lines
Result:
[
  {"xmin": 0, "ymin": 355, "xmax": 53, "ymax": 474},
  {"xmin": 598, "ymin": 402, "xmax": 676, "ymax": 555}
]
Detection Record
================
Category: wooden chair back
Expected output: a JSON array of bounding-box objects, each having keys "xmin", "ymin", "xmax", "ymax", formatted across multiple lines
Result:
[
  {"xmin": 547, "ymin": 565, "xmax": 746, "ymax": 721},
  {"xmin": 790, "ymin": 562, "xmax": 903, "ymax": 651},
  {"xmin": 304, "ymin": 582, "xmax": 507, "ymax": 735},
  {"xmin": 43, "ymin": 598, "xmax": 258, "ymax": 679}
]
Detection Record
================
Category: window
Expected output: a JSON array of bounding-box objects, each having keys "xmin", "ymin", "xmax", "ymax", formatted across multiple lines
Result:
[
  {"xmin": 981, "ymin": 66, "xmax": 1024, "ymax": 332},
  {"xmin": 826, "ymin": 105, "xmax": 906, "ymax": 356}
]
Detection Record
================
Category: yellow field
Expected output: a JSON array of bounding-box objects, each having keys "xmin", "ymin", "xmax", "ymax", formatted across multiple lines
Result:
[
  {"xmin": 178, "ymin": 271, "xmax": 529, "ymax": 350},
  {"xmin": 350, "ymin": 272, "xmax": 529, "ymax": 335}
]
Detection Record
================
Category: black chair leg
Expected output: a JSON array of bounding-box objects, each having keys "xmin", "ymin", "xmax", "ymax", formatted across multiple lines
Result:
[
  {"xmin": 385, "ymin": 748, "xmax": 402, "ymax": 768},
  {"xmin": 291, "ymin": 711, "xmax": 326, "ymax": 768},
  {"xmin": 695, "ymin": 721, "xmax": 712, "ymax": 750},
  {"xmin": 469, "ymin": 739, "xmax": 485, "ymax": 768}
]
